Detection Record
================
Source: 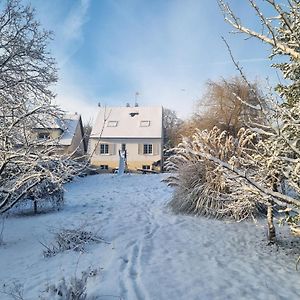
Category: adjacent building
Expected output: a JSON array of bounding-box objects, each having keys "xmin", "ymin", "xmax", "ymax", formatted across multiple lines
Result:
[
  {"xmin": 89, "ymin": 106, "xmax": 163, "ymax": 172},
  {"xmin": 32, "ymin": 113, "xmax": 86, "ymax": 157}
]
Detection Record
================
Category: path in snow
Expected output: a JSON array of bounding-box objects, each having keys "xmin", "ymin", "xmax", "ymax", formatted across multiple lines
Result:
[
  {"xmin": 66, "ymin": 174, "xmax": 300, "ymax": 300},
  {"xmin": 1, "ymin": 174, "xmax": 300, "ymax": 300}
]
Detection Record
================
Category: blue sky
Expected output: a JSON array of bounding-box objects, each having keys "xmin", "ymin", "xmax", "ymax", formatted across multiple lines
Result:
[{"xmin": 29, "ymin": 0, "xmax": 277, "ymax": 122}]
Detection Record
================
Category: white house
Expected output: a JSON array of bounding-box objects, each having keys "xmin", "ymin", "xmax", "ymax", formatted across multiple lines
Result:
[{"xmin": 89, "ymin": 106, "xmax": 163, "ymax": 172}]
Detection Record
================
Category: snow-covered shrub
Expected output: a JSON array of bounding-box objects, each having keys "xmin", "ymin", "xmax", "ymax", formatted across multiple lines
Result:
[
  {"xmin": 31, "ymin": 179, "xmax": 64, "ymax": 210},
  {"xmin": 165, "ymin": 127, "xmax": 265, "ymax": 221},
  {"xmin": 8, "ymin": 179, "xmax": 65, "ymax": 215},
  {"xmin": 41, "ymin": 274, "xmax": 88, "ymax": 300},
  {"xmin": 0, "ymin": 282, "xmax": 24, "ymax": 300},
  {"xmin": 166, "ymin": 113, "xmax": 300, "ymax": 241},
  {"xmin": 42, "ymin": 227, "xmax": 105, "ymax": 257},
  {"xmin": 40, "ymin": 268, "xmax": 99, "ymax": 300},
  {"xmin": 0, "ymin": 156, "xmax": 83, "ymax": 215}
]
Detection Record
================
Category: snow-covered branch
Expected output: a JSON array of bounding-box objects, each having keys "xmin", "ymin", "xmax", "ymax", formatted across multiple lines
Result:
[
  {"xmin": 0, "ymin": 1, "xmax": 84, "ymax": 214},
  {"xmin": 218, "ymin": 0, "xmax": 300, "ymax": 59}
]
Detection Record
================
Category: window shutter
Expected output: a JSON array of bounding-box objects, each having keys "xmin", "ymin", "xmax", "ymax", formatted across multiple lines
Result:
[
  {"xmin": 153, "ymin": 143, "xmax": 159, "ymax": 155},
  {"xmin": 109, "ymin": 143, "xmax": 116, "ymax": 155},
  {"xmin": 138, "ymin": 144, "xmax": 143, "ymax": 155}
]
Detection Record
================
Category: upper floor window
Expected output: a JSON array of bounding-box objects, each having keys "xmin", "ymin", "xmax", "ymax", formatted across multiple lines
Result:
[
  {"xmin": 38, "ymin": 132, "xmax": 50, "ymax": 140},
  {"xmin": 140, "ymin": 120, "xmax": 150, "ymax": 127},
  {"xmin": 100, "ymin": 143, "xmax": 109, "ymax": 154},
  {"xmin": 143, "ymin": 144, "xmax": 153, "ymax": 154},
  {"xmin": 107, "ymin": 121, "xmax": 118, "ymax": 127}
]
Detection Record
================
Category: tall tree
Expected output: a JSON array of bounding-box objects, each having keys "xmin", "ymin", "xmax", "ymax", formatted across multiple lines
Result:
[
  {"xmin": 0, "ymin": 0, "xmax": 80, "ymax": 213},
  {"xmin": 163, "ymin": 108, "xmax": 183, "ymax": 149},
  {"xmin": 193, "ymin": 76, "xmax": 265, "ymax": 136}
]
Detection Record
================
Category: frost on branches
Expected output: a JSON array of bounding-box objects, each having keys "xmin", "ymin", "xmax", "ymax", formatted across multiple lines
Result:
[
  {"xmin": 166, "ymin": 108, "xmax": 300, "ymax": 240},
  {"xmin": 220, "ymin": 0, "xmax": 300, "ymax": 235},
  {"xmin": 165, "ymin": 127, "xmax": 266, "ymax": 221},
  {"xmin": 166, "ymin": 0, "xmax": 300, "ymax": 241},
  {"xmin": 0, "ymin": 1, "xmax": 83, "ymax": 214}
]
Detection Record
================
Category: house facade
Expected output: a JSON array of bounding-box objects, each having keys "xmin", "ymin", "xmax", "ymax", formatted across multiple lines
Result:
[
  {"xmin": 89, "ymin": 106, "xmax": 163, "ymax": 172},
  {"xmin": 32, "ymin": 113, "xmax": 86, "ymax": 157}
]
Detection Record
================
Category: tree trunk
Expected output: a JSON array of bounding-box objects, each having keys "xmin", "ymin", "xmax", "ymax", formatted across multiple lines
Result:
[
  {"xmin": 267, "ymin": 202, "xmax": 276, "ymax": 243},
  {"xmin": 33, "ymin": 199, "xmax": 37, "ymax": 214}
]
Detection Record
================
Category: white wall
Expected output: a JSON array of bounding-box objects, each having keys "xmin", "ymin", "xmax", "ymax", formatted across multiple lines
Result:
[{"xmin": 89, "ymin": 138, "xmax": 163, "ymax": 170}]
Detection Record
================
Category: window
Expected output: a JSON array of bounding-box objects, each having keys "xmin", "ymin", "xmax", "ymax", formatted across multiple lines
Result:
[
  {"xmin": 100, "ymin": 144, "xmax": 109, "ymax": 154},
  {"xmin": 100, "ymin": 165, "xmax": 108, "ymax": 170},
  {"xmin": 107, "ymin": 121, "xmax": 118, "ymax": 127},
  {"xmin": 143, "ymin": 144, "xmax": 153, "ymax": 154},
  {"xmin": 142, "ymin": 165, "xmax": 151, "ymax": 170},
  {"xmin": 140, "ymin": 120, "xmax": 150, "ymax": 127},
  {"xmin": 38, "ymin": 132, "xmax": 50, "ymax": 140}
]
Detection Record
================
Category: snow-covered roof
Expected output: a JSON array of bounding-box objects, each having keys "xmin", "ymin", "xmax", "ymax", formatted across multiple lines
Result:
[
  {"xmin": 33, "ymin": 113, "xmax": 82, "ymax": 146},
  {"xmin": 58, "ymin": 114, "xmax": 81, "ymax": 146},
  {"xmin": 90, "ymin": 106, "xmax": 163, "ymax": 139},
  {"xmin": 33, "ymin": 115, "xmax": 65, "ymax": 129}
]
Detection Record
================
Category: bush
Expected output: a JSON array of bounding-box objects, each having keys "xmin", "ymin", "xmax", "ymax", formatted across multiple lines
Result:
[
  {"xmin": 0, "ymin": 282, "xmax": 25, "ymax": 300},
  {"xmin": 165, "ymin": 128, "xmax": 265, "ymax": 221},
  {"xmin": 40, "ymin": 268, "xmax": 100, "ymax": 300},
  {"xmin": 41, "ymin": 271, "xmax": 89, "ymax": 300},
  {"xmin": 41, "ymin": 226, "xmax": 106, "ymax": 257}
]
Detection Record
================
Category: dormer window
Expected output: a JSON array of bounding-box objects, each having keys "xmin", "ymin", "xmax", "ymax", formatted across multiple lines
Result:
[
  {"xmin": 107, "ymin": 121, "xmax": 118, "ymax": 127},
  {"xmin": 140, "ymin": 120, "xmax": 150, "ymax": 127}
]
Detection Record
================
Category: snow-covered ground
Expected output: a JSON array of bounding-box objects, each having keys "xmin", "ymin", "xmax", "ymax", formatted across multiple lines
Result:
[{"xmin": 1, "ymin": 174, "xmax": 300, "ymax": 300}]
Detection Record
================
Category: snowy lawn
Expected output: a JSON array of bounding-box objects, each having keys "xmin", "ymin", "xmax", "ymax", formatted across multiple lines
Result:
[{"xmin": 1, "ymin": 174, "xmax": 300, "ymax": 300}]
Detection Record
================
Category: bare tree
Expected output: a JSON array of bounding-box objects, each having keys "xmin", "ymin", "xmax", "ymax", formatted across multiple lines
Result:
[
  {"xmin": 193, "ymin": 76, "xmax": 266, "ymax": 136},
  {"xmin": 163, "ymin": 108, "xmax": 183, "ymax": 149},
  {"xmin": 0, "ymin": 0, "xmax": 82, "ymax": 214}
]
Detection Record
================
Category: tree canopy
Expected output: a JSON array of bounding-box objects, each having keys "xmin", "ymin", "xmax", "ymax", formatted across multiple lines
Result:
[{"xmin": 0, "ymin": 0, "xmax": 81, "ymax": 213}]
